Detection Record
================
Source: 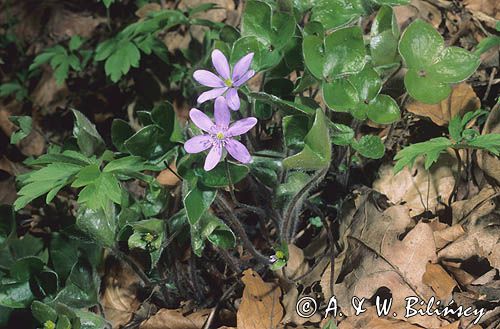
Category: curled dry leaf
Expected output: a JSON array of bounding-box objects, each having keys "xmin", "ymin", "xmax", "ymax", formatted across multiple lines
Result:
[
  {"xmin": 237, "ymin": 269, "xmax": 283, "ymax": 329},
  {"xmin": 451, "ymin": 185, "xmax": 497, "ymax": 224},
  {"xmin": 373, "ymin": 155, "xmax": 456, "ymax": 217},
  {"xmin": 422, "ymin": 263, "xmax": 457, "ymax": 301},
  {"xmin": 140, "ymin": 308, "xmax": 211, "ymax": 329},
  {"xmin": 433, "ymin": 224, "xmax": 466, "ymax": 250},
  {"xmin": 101, "ymin": 258, "xmax": 141, "ymax": 328},
  {"xmin": 477, "ymin": 104, "xmax": 500, "ymax": 185},
  {"xmin": 438, "ymin": 212, "xmax": 500, "ymax": 268},
  {"xmin": 406, "ymin": 83, "xmax": 481, "ymax": 126}
]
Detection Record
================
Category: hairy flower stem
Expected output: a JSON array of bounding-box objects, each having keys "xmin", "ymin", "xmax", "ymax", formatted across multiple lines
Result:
[
  {"xmin": 282, "ymin": 166, "xmax": 329, "ymax": 243},
  {"xmin": 215, "ymin": 195, "xmax": 271, "ymax": 265}
]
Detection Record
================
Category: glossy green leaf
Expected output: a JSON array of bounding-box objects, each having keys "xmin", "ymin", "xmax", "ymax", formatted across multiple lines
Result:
[
  {"xmin": 399, "ymin": 19, "xmax": 480, "ymax": 103},
  {"xmin": 31, "ymin": 301, "xmax": 57, "ymax": 324},
  {"xmin": 399, "ymin": 20, "xmax": 444, "ymax": 69},
  {"xmin": 199, "ymin": 162, "xmax": 249, "ymax": 188},
  {"xmin": 76, "ymin": 205, "xmax": 116, "ymax": 247},
  {"xmin": 303, "ymin": 26, "xmax": 366, "ymax": 80},
  {"xmin": 283, "ymin": 108, "xmax": 331, "ymax": 169},
  {"xmin": 123, "ymin": 125, "xmax": 161, "ymax": 159},
  {"xmin": 366, "ymin": 94, "xmax": 400, "ymax": 124},
  {"xmin": 331, "ymin": 123, "xmax": 354, "ymax": 146},
  {"xmin": 283, "ymin": 115, "xmax": 310, "ymax": 149},
  {"xmin": 191, "ymin": 213, "xmax": 235, "ymax": 256},
  {"xmin": 0, "ymin": 280, "xmax": 33, "ymax": 308},
  {"xmin": 53, "ymin": 260, "xmax": 99, "ymax": 308},
  {"xmin": 352, "ymin": 135, "xmax": 385, "ymax": 159},
  {"xmin": 74, "ymin": 309, "xmax": 108, "ymax": 329},
  {"xmin": 183, "ymin": 181, "xmax": 217, "ymax": 225},
  {"xmin": 311, "ymin": 0, "xmax": 364, "ymax": 30},
  {"xmin": 111, "ymin": 119, "xmax": 134, "ymax": 152},
  {"xmin": 370, "ymin": 6, "xmax": 400, "ymax": 66},
  {"xmin": 428, "ymin": 47, "xmax": 481, "ymax": 83},
  {"xmin": 71, "ymin": 110, "xmax": 105, "ymax": 157},
  {"xmin": 10, "ymin": 256, "xmax": 44, "ymax": 281},
  {"xmin": 49, "ymin": 234, "xmax": 78, "ymax": 281},
  {"xmin": 404, "ymin": 69, "xmax": 451, "ymax": 104},
  {"xmin": 241, "ymin": 0, "xmax": 295, "ymax": 50}
]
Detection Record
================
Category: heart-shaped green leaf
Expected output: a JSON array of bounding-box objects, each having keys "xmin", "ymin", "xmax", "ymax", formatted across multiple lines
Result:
[
  {"xmin": 241, "ymin": 0, "xmax": 295, "ymax": 50},
  {"xmin": 304, "ymin": 25, "xmax": 366, "ymax": 80},
  {"xmin": 399, "ymin": 19, "xmax": 480, "ymax": 103}
]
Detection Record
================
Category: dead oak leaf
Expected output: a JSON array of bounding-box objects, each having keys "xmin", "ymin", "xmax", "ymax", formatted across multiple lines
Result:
[
  {"xmin": 237, "ymin": 269, "xmax": 283, "ymax": 329},
  {"xmin": 406, "ymin": 83, "xmax": 480, "ymax": 126},
  {"xmin": 373, "ymin": 155, "xmax": 457, "ymax": 217},
  {"xmin": 331, "ymin": 199, "xmax": 444, "ymax": 328}
]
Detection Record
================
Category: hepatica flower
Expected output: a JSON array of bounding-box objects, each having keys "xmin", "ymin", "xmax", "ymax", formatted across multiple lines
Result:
[
  {"xmin": 184, "ymin": 97, "xmax": 257, "ymax": 171},
  {"xmin": 193, "ymin": 49, "xmax": 255, "ymax": 111}
]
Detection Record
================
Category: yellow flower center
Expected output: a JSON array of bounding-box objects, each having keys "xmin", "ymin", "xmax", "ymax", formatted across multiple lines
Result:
[
  {"xmin": 224, "ymin": 79, "xmax": 233, "ymax": 87},
  {"xmin": 216, "ymin": 132, "xmax": 225, "ymax": 140},
  {"xmin": 144, "ymin": 233, "xmax": 155, "ymax": 243},
  {"xmin": 276, "ymin": 250, "xmax": 285, "ymax": 259},
  {"xmin": 44, "ymin": 321, "xmax": 56, "ymax": 329}
]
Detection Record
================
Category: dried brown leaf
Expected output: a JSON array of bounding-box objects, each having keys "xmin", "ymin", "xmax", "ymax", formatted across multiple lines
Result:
[
  {"xmin": 237, "ymin": 269, "xmax": 283, "ymax": 329},
  {"xmin": 373, "ymin": 155, "xmax": 456, "ymax": 217},
  {"xmin": 477, "ymin": 104, "xmax": 500, "ymax": 184},
  {"xmin": 101, "ymin": 259, "xmax": 141, "ymax": 328},
  {"xmin": 338, "ymin": 308, "xmax": 423, "ymax": 329},
  {"xmin": 156, "ymin": 163, "xmax": 180, "ymax": 186},
  {"xmin": 329, "ymin": 193, "xmax": 444, "ymax": 327},
  {"xmin": 406, "ymin": 83, "xmax": 480, "ymax": 126},
  {"xmin": 422, "ymin": 263, "xmax": 458, "ymax": 301},
  {"xmin": 140, "ymin": 308, "xmax": 210, "ymax": 329},
  {"xmin": 433, "ymin": 224, "xmax": 466, "ymax": 250},
  {"xmin": 438, "ymin": 212, "xmax": 500, "ymax": 262}
]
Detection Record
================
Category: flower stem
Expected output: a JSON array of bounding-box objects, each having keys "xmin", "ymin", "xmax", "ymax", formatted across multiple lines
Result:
[{"xmin": 215, "ymin": 194, "xmax": 271, "ymax": 265}]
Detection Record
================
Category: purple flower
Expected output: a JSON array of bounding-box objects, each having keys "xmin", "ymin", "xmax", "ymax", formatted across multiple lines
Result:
[
  {"xmin": 193, "ymin": 49, "xmax": 255, "ymax": 111},
  {"xmin": 184, "ymin": 96, "xmax": 257, "ymax": 171}
]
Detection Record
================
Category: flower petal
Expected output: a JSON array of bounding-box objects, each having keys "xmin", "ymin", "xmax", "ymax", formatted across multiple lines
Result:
[
  {"xmin": 193, "ymin": 70, "xmax": 224, "ymax": 87},
  {"xmin": 184, "ymin": 135, "xmax": 212, "ymax": 153},
  {"xmin": 189, "ymin": 108, "xmax": 214, "ymax": 132},
  {"xmin": 226, "ymin": 88, "xmax": 240, "ymax": 111},
  {"xmin": 197, "ymin": 87, "xmax": 227, "ymax": 104},
  {"xmin": 232, "ymin": 52, "xmax": 254, "ymax": 82},
  {"xmin": 226, "ymin": 139, "xmax": 252, "ymax": 163},
  {"xmin": 227, "ymin": 117, "xmax": 258, "ymax": 137},
  {"xmin": 234, "ymin": 70, "xmax": 255, "ymax": 87},
  {"xmin": 204, "ymin": 144, "xmax": 222, "ymax": 171},
  {"xmin": 212, "ymin": 49, "xmax": 231, "ymax": 80},
  {"xmin": 214, "ymin": 96, "xmax": 230, "ymax": 128}
]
